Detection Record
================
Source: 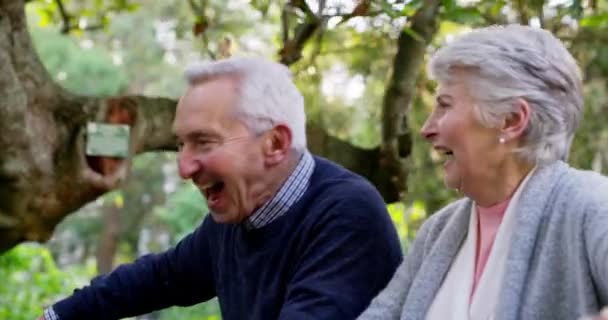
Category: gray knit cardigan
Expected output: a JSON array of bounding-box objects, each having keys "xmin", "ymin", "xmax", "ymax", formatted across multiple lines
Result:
[{"xmin": 358, "ymin": 161, "xmax": 608, "ymax": 320}]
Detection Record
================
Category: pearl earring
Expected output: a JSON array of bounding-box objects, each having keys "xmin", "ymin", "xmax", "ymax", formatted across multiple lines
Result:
[{"xmin": 499, "ymin": 137, "xmax": 506, "ymax": 144}]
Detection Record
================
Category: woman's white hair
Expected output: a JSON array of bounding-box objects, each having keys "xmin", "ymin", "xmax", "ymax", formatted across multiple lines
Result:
[
  {"xmin": 429, "ymin": 24, "xmax": 584, "ymax": 164},
  {"xmin": 184, "ymin": 56, "xmax": 307, "ymax": 153}
]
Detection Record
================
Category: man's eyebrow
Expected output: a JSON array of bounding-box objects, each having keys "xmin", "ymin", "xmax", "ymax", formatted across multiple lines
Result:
[
  {"xmin": 183, "ymin": 130, "xmax": 219, "ymax": 140},
  {"xmin": 436, "ymin": 94, "xmax": 453, "ymax": 104}
]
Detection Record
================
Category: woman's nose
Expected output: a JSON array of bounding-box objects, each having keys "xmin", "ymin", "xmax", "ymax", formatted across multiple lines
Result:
[{"xmin": 420, "ymin": 116, "xmax": 437, "ymax": 141}]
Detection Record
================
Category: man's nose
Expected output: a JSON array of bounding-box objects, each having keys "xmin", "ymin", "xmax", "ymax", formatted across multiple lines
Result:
[{"xmin": 177, "ymin": 147, "xmax": 201, "ymax": 179}]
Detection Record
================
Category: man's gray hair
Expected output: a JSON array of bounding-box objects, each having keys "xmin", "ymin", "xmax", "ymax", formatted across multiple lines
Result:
[
  {"xmin": 184, "ymin": 56, "xmax": 307, "ymax": 153},
  {"xmin": 429, "ymin": 24, "xmax": 584, "ymax": 164}
]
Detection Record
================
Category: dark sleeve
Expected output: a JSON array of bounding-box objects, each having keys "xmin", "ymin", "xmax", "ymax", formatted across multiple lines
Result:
[
  {"xmin": 278, "ymin": 185, "xmax": 403, "ymax": 320},
  {"xmin": 52, "ymin": 217, "xmax": 216, "ymax": 320}
]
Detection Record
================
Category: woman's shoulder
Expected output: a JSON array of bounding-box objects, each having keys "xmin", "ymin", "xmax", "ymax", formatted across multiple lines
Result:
[
  {"xmin": 558, "ymin": 166, "xmax": 608, "ymax": 206},
  {"xmin": 527, "ymin": 161, "xmax": 608, "ymax": 209},
  {"xmin": 542, "ymin": 165, "xmax": 608, "ymax": 235},
  {"xmin": 416, "ymin": 198, "xmax": 471, "ymax": 241},
  {"xmin": 427, "ymin": 198, "xmax": 470, "ymax": 221}
]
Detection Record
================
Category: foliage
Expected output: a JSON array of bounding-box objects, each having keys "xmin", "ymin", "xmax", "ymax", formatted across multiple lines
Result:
[
  {"xmin": 28, "ymin": 24, "xmax": 128, "ymax": 96},
  {"xmin": 0, "ymin": 244, "xmax": 95, "ymax": 320},
  {"xmin": 154, "ymin": 183, "xmax": 208, "ymax": 244},
  {"xmin": 387, "ymin": 202, "xmax": 427, "ymax": 251},
  {"xmin": 158, "ymin": 299, "xmax": 221, "ymax": 320}
]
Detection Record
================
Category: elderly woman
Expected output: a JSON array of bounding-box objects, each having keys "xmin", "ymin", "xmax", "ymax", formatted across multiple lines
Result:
[{"xmin": 357, "ymin": 25, "xmax": 608, "ymax": 320}]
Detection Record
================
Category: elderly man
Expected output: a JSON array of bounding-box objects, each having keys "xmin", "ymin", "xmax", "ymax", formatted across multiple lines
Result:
[{"xmin": 40, "ymin": 57, "xmax": 402, "ymax": 320}]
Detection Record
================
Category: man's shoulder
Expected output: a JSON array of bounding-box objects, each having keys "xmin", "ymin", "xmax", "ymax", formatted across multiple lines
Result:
[
  {"xmin": 309, "ymin": 155, "xmax": 380, "ymax": 196},
  {"xmin": 294, "ymin": 156, "xmax": 392, "ymax": 226}
]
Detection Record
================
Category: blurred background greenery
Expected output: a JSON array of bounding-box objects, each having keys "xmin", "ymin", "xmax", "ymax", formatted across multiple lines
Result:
[{"xmin": 2, "ymin": 0, "xmax": 608, "ymax": 318}]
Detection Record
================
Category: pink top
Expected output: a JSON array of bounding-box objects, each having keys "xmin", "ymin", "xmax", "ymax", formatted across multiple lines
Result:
[{"xmin": 471, "ymin": 196, "xmax": 512, "ymax": 298}]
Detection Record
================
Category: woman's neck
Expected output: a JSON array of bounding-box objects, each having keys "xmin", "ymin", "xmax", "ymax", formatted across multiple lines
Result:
[{"xmin": 469, "ymin": 158, "xmax": 534, "ymax": 207}]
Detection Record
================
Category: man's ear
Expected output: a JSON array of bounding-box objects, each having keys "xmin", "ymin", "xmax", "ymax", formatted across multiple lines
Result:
[
  {"xmin": 501, "ymin": 98, "xmax": 531, "ymax": 142},
  {"xmin": 262, "ymin": 124, "xmax": 292, "ymax": 166}
]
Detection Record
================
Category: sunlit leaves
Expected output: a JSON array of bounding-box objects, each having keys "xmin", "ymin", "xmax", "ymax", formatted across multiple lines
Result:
[
  {"xmin": 155, "ymin": 183, "xmax": 208, "ymax": 244},
  {"xmin": 400, "ymin": 0, "xmax": 423, "ymax": 16},
  {"xmin": 30, "ymin": 27, "xmax": 128, "ymax": 95},
  {"xmin": 114, "ymin": 193, "xmax": 124, "ymax": 209},
  {"xmin": 250, "ymin": 0, "xmax": 273, "ymax": 17},
  {"xmin": 31, "ymin": 0, "xmax": 141, "ymax": 32},
  {"xmin": 441, "ymin": 6, "xmax": 485, "ymax": 25},
  {"xmin": 489, "ymin": 0, "xmax": 507, "ymax": 17},
  {"xmin": 580, "ymin": 13, "xmax": 608, "ymax": 27},
  {"xmin": 402, "ymin": 26, "xmax": 424, "ymax": 42},
  {"xmin": 387, "ymin": 201, "xmax": 427, "ymax": 251},
  {"xmin": 0, "ymin": 244, "xmax": 90, "ymax": 320}
]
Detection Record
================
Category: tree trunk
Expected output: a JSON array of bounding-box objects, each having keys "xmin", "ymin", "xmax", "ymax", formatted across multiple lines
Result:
[
  {"xmin": 380, "ymin": 0, "xmax": 441, "ymax": 202},
  {"xmin": 0, "ymin": 0, "xmax": 439, "ymax": 253},
  {"xmin": 0, "ymin": 0, "xmax": 176, "ymax": 253},
  {"xmin": 96, "ymin": 201, "xmax": 121, "ymax": 274}
]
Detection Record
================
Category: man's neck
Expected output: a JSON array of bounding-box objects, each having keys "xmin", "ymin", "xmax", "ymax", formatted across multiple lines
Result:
[{"xmin": 253, "ymin": 151, "xmax": 301, "ymax": 210}]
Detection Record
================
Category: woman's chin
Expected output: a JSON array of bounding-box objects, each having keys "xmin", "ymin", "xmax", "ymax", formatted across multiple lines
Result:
[{"xmin": 443, "ymin": 175, "xmax": 462, "ymax": 191}]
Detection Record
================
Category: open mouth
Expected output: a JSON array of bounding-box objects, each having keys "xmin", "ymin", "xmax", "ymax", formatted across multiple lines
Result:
[
  {"xmin": 435, "ymin": 147, "xmax": 454, "ymax": 157},
  {"xmin": 200, "ymin": 181, "xmax": 225, "ymax": 205},
  {"xmin": 434, "ymin": 147, "xmax": 454, "ymax": 164}
]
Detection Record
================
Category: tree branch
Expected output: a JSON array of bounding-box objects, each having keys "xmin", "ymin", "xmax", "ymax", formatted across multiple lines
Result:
[
  {"xmin": 187, "ymin": 0, "xmax": 206, "ymax": 16},
  {"xmin": 331, "ymin": 9, "xmax": 383, "ymax": 25},
  {"xmin": 279, "ymin": 0, "xmax": 322, "ymax": 65},
  {"xmin": 514, "ymin": 0, "xmax": 530, "ymax": 25},
  {"xmin": 54, "ymin": 0, "xmax": 106, "ymax": 34},
  {"xmin": 289, "ymin": 0, "xmax": 316, "ymax": 18},
  {"xmin": 281, "ymin": 5, "xmax": 290, "ymax": 44},
  {"xmin": 54, "ymin": 0, "xmax": 71, "ymax": 34},
  {"xmin": 306, "ymin": 124, "xmax": 400, "ymax": 202}
]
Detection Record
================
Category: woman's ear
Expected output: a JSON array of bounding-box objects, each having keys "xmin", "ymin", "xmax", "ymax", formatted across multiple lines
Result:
[
  {"xmin": 262, "ymin": 124, "xmax": 292, "ymax": 166},
  {"xmin": 501, "ymin": 98, "xmax": 531, "ymax": 141}
]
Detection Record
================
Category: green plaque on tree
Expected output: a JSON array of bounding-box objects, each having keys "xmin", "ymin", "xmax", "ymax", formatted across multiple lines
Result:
[{"xmin": 86, "ymin": 122, "xmax": 130, "ymax": 158}]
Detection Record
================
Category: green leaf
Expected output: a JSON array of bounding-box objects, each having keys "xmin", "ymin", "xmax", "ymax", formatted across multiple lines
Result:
[
  {"xmin": 441, "ymin": 0, "xmax": 456, "ymax": 11},
  {"xmin": 37, "ymin": 8, "xmax": 54, "ymax": 27},
  {"xmin": 402, "ymin": 27, "xmax": 424, "ymax": 43},
  {"xmin": 126, "ymin": 3, "xmax": 141, "ymax": 12},
  {"xmin": 580, "ymin": 14, "xmax": 608, "ymax": 28},
  {"xmin": 442, "ymin": 6, "xmax": 485, "ymax": 25},
  {"xmin": 379, "ymin": 0, "xmax": 402, "ymax": 18},
  {"xmin": 490, "ymin": 0, "xmax": 507, "ymax": 16},
  {"xmin": 400, "ymin": 0, "xmax": 423, "ymax": 17},
  {"xmin": 251, "ymin": 0, "xmax": 271, "ymax": 17}
]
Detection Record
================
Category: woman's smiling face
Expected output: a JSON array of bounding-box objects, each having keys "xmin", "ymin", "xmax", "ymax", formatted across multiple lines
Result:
[{"xmin": 420, "ymin": 72, "xmax": 505, "ymax": 195}]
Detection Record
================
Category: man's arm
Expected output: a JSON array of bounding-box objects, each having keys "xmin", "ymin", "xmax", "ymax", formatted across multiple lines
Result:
[
  {"xmin": 44, "ymin": 218, "xmax": 216, "ymax": 320},
  {"xmin": 277, "ymin": 193, "xmax": 403, "ymax": 320}
]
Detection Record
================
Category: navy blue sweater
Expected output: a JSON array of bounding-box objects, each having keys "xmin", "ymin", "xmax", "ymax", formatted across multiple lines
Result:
[{"xmin": 54, "ymin": 156, "xmax": 403, "ymax": 319}]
